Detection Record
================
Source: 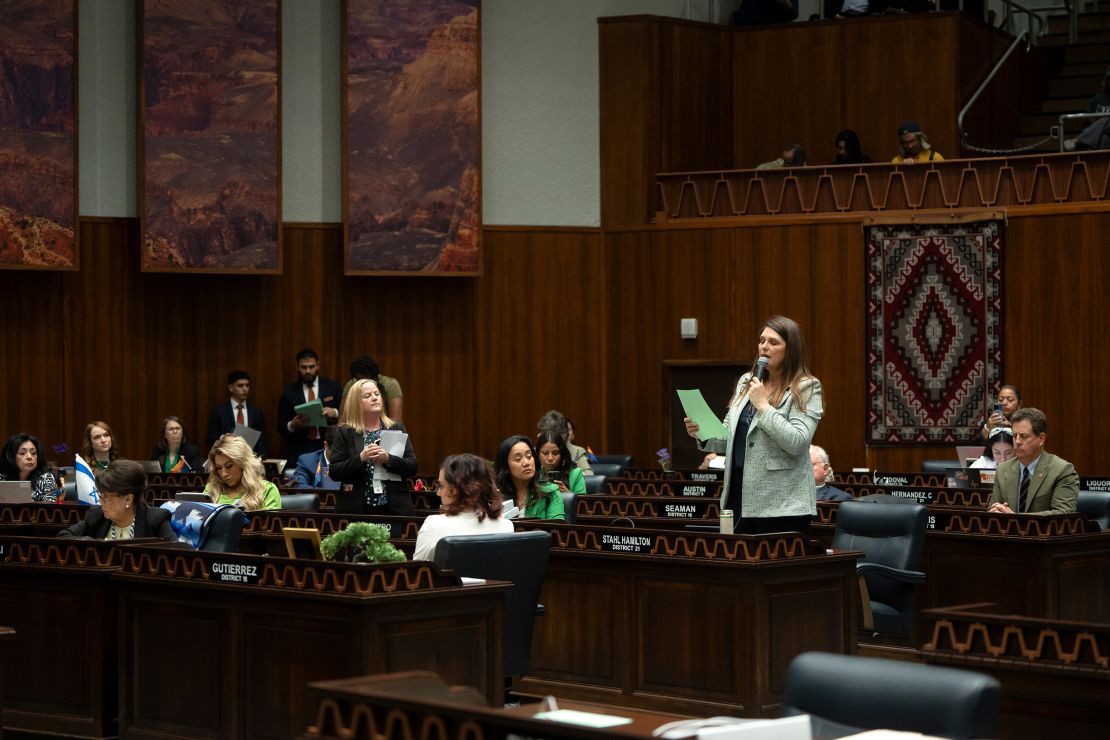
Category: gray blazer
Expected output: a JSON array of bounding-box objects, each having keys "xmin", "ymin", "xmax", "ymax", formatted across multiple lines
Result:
[{"xmin": 700, "ymin": 373, "xmax": 822, "ymax": 519}]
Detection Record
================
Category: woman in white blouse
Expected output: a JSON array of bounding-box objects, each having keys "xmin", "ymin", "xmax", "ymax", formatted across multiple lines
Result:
[{"xmin": 413, "ymin": 454, "xmax": 513, "ymax": 561}]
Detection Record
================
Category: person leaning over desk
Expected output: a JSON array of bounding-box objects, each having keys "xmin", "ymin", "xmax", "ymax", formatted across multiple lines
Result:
[
  {"xmin": 684, "ymin": 316, "xmax": 822, "ymax": 535},
  {"xmin": 59, "ymin": 460, "xmax": 174, "ymax": 540},
  {"xmin": 204, "ymin": 434, "xmax": 282, "ymax": 511}
]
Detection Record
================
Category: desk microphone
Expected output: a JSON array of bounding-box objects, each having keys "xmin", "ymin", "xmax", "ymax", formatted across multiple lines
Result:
[{"xmin": 753, "ymin": 356, "xmax": 770, "ymax": 382}]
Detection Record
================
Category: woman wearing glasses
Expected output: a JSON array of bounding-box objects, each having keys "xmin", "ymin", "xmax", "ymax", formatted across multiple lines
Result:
[
  {"xmin": 150, "ymin": 416, "xmax": 205, "ymax": 473},
  {"xmin": 58, "ymin": 460, "xmax": 175, "ymax": 540}
]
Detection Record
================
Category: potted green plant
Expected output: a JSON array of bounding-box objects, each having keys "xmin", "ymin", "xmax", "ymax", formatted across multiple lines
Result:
[{"xmin": 320, "ymin": 522, "xmax": 406, "ymax": 564}]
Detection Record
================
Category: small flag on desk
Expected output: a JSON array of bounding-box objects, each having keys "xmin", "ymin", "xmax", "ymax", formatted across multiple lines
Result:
[{"xmin": 73, "ymin": 454, "xmax": 100, "ymax": 506}]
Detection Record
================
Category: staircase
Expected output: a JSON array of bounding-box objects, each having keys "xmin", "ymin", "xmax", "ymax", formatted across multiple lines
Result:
[{"xmin": 1014, "ymin": 10, "xmax": 1110, "ymax": 152}]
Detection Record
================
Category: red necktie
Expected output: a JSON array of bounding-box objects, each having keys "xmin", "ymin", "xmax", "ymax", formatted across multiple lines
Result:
[
  {"xmin": 236, "ymin": 404, "xmax": 245, "ymax": 426},
  {"xmin": 307, "ymin": 385, "xmax": 318, "ymax": 440}
]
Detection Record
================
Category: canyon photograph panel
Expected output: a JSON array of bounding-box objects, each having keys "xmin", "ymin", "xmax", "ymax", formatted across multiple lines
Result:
[
  {"xmin": 0, "ymin": 0, "xmax": 76, "ymax": 270},
  {"xmin": 345, "ymin": 0, "xmax": 479, "ymax": 275},
  {"xmin": 141, "ymin": 0, "xmax": 280, "ymax": 273}
]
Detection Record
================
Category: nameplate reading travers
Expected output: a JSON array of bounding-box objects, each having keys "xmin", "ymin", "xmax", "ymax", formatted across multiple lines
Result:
[
  {"xmin": 688, "ymin": 470, "xmax": 723, "ymax": 482},
  {"xmin": 600, "ymin": 533, "xmax": 656, "ymax": 554},
  {"xmin": 209, "ymin": 560, "xmax": 262, "ymax": 585}
]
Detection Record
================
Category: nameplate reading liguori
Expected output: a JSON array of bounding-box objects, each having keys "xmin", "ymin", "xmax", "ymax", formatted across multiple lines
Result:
[
  {"xmin": 208, "ymin": 560, "xmax": 262, "ymax": 585},
  {"xmin": 1080, "ymin": 477, "xmax": 1110, "ymax": 492},
  {"xmin": 600, "ymin": 532, "xmax": 656, "ymax": 554}
]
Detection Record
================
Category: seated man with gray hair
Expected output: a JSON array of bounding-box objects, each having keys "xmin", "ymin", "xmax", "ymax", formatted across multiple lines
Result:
[
  {"xmin": 987, "ymin": 407, "xmax": 1078, "ymax": 515},
  {"xmin": 811, "ymin": 445, "xmax": 851, "ymax": 502}
]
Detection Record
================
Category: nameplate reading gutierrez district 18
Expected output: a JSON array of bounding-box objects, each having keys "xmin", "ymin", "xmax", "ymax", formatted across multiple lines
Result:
[
  {"xmin": 209, "ymin": 560, "xmax": 262, "ymax": 585},
  {"xmin": 600, "ymin": 533, "xmax": 656, "ymax": 554}
]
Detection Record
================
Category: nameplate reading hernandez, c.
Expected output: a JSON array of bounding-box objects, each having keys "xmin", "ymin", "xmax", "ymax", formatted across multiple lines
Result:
[
  {"xmin": 600, "ymin": 533, "xmax": 656, "ymax": 554},
  {"xmin": 209, "ymin": 560, "xmax": 262, "ymax": 585}
]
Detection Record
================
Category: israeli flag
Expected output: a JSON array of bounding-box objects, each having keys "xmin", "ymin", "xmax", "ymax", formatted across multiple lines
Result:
[{"xmin": 73, "ymin": 454, "xmax": 100, "ymax": 506}]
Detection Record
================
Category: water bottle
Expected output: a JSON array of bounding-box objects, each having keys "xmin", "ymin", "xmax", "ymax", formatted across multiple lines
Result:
[{"xmin": 719, "ymin": 509, "xmax": 734, "ymax": 535}]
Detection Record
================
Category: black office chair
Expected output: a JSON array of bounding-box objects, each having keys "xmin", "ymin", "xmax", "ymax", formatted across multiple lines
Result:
[
  {"xmin": 921, "ymin": 459, "xmax": 960, "ymax": 473},
  {"xmin": 593, "ymin": 454, "xmax": 634, "ymax": 468},
  {"xmin": 60, "ymin": 480, "xmax": 78, "ymax": 502},
  {"xmin": 583, "ymin": 474, "xmax": 607, "ymax": 494},
  {"xmin": 279, "ymin": 492, "xmax": 320, "ymax": 511},
  {"xmin": 560, "ymin": 492, "xmax": 577, "ymax": 524},
  {"xmin": 589, "ymin": 463, "xmax": 625, "ymax": 478},
  {"xmin": 782, "ymin": 652, "xmax": 1001, "ymax": 739},
  {"xmin": 832, "ymin": 500, "xmax": 926, "ymax": 637},
  {"xmin": 198, "ymin": 506, "xmax": 248, "ymax": 552},
  {"xmin": 433, "ymin": 531, "xmax": 551, "ymax": 680},
  {"xmin": 1077, "ymin": 490, "xmax": 1110, "ymax": 530}
]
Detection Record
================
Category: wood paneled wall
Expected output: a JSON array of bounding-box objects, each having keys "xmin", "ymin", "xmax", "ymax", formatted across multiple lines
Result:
[
  {"xmin": 2, "ymin": 212, "xmax": 1104, "ymax": 478},
  {"xmin": 601, "ymin": 12, "xmax": 1046, "ymax": 228}
]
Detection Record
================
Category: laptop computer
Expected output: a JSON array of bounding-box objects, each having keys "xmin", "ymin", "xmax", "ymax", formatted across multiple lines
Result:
[
  {"xmin": 0, "ymin": 480, "xmax": 35, "ymax": 504},
  {"xmin": 955, "ymin": 445, "xmax": 985, "ymax": 468},
  {"xmin": 174, "ymin": 492, "xmax": 211, "ymax": 503},
  {"xmin": 141, "ymin": 461, "xmax": 162, "ymax": 474}
]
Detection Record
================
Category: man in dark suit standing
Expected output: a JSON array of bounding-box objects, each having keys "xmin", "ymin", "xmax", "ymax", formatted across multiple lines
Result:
[
  {"xmin": 206, "ymin": 370, "xmax": 268, "ymax": 457},
  {"xmin": 987, "ymin": 407, "xmax": 1078, "ymax": 515},
  {"xmin": 277, "ymin": 348, "xmax": 342, "ymax": 462}
]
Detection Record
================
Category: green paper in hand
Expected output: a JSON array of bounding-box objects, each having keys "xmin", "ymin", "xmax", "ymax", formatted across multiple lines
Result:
[
  {"xmin": 676, "ymin": 389, "xmax": 728, "ymax": 441},
  {"xmin": 294, "ymin": 399, "xmax": 328, "ymax": 427}
]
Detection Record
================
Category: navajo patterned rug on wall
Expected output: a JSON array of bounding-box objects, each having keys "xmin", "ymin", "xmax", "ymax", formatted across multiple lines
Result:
[{"xmin": 865, "ymin": 218, "xmax": 1003, "ymax": 445}]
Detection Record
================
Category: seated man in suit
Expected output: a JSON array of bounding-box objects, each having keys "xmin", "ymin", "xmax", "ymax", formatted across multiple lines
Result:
[
  {"xmin": 291, "ymin": 426, "xmax": 341, "ymax": 490},
  {"xmin": 811, "ymin": 445, "xmax": 851, "ymax": 502},
  {"xmin": 987, "ymin": 407, "xmax": 1078, "ymax": 515},
  {"xmin": 277, "ymin": 348, "xmax": 342, "ymax": 462},
  {"xmin": 206, "ymin": 370, "xmax": 267, "ymax": 457}
]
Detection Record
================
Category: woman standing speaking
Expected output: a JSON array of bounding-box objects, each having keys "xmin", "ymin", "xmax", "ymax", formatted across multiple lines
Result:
[{"xmin": 684, "ymin": 316, "xmax": 822, "ymax": 534}]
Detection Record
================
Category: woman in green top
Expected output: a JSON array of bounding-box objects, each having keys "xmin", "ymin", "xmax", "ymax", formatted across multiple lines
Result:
[
  {"xmin": 494, "ymin": 435, "xmax": 564, "ymax": 521},
  {"xmin": 535, "ymin": 431, "xmax": 586, "ymax": 494},
  {"xmin": 204, "ymin": 434, "xmax": 282, "ymax": 511}
]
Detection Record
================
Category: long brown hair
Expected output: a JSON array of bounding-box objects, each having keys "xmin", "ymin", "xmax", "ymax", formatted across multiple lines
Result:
[
  {"xmin": 732, "ymin": 316, "xmax": 816, "ymax": 412},
  {"xmin": 84, "ymin": 421, "xmax": 120, "ymax": 462}
]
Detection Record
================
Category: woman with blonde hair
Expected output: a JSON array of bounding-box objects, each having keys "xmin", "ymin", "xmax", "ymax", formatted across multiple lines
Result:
[
  {"xmin": 329, "ymin": 378, "xmax": 417, "ymax": 515},
  {"xmin": 203, "ymin": 434, "xmax": 281, "ymax": 511}
]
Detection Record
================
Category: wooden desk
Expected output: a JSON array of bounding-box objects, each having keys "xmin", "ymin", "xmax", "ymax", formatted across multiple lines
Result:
[
  {"xmin": 512, "ymin": 522, "xmax": 858, "ymax": 718},
  {"xmin": 921, "ymin": 603, "xmax": 1110, "ymax": 739},
  {"xmin": 113, "ymin": 544, "xmax": 507, "ymax": 739},
  {"xmin": 301, "ymin": 671, "xmax": 696, "ymax": 740}
]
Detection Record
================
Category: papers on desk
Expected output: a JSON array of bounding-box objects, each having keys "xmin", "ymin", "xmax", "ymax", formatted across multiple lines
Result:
[
  {"xmin": 294, "ymin": 399, "xmax": 329, "ymax": 427},
  {"xmin": 654, "ymin": 714, "xmax": 810, "ymax": 740},
  {"xmin": 232, "ymin": 424, "xmax": 261, "ymax": 450},
  {"xmin": 534, "ymin": 709, "xmax": 633, "ymax": 728},
  {"xmin": 676, "ymin": 389, "xmax": 728, "ymax": 441},
  {"xmin": 373, "ymin": 430, "xmax": 409, "ymax": 481}
]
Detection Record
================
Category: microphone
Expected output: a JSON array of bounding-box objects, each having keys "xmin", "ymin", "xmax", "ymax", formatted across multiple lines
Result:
[{"xmin": 753, "ymin": 356, "xmax": 770, "ymax": 382}]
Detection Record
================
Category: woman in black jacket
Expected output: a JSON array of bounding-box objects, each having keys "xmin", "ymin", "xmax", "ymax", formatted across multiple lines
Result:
[
  {"xmin": 150, "ymin": 415, "xmax": 205, "ymax": 473},
  {"xmin": 59, "ymin": 460, "xmax": 174, "ymax": 541},
  {"xmin": 329, "ymin": 378, "xmax": 417, "ymax": 515}
]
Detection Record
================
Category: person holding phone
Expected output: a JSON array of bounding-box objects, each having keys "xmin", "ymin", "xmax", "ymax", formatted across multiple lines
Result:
[
  {"xmin": 329, "ymin": 378, "xmax": 417, "ymax": 515},
  {"xmin": 535, "ymin": 431, "xmax": 586, "ymax": 494},
  {"xmin": 980, "ymin": 385, "xmax": 1021, "ymax": 442}
]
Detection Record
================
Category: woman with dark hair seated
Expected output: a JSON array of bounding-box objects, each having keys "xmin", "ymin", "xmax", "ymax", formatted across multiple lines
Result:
[
  {"xmin": 494, "ymin": 435, "xmax": 564, "ymax": 520},
  {"xmin": 150, "ymin": 416, "xmax": 205, "ymax": 473},
  {"xmin": 412, "ymin": 454, "xmax": 514, "ymax": 561},
  {"xmin": 971, "ymin": 428, "xmax": 1015, "ymax": 470},
  {"xmin": 0, "ymin": 433, "xmax": 60, "ymax": 502},
  {"xmin": 535, "ymin": 431, "xmax": 586, "ymax": 495},
  {"xmin": 58, "ymin": 460, "xmax": 174, "ymax": 540}
]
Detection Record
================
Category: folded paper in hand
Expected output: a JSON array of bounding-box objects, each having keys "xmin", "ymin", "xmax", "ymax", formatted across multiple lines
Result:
[{"xmin": 294, "ymin": 399, "xmax": 328, "ymax": 427}]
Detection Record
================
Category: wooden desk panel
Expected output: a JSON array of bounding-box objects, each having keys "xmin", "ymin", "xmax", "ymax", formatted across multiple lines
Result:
[
  {"xmin": 114, "ymin": 545, "xmax": 507, "ymax": 740},
  {"xmin": 514, "ymin": 523, "xmax": 858, "ymax": 717}
]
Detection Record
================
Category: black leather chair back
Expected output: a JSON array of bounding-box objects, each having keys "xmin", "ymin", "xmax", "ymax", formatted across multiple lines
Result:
[
  {"xmin": 1077, "ymin": 490, "xmax": 1110, "ymax": 530},
  {"xmin": 560, "ymin": 492, "xmax": 577, "ymax": 524},
  {"xmin": 590, "ymin": 463, "xmax": 625, "ymax": 478},
  {"xmin": 279, "ymin": 493, "xmax": 320, "ymax": 511},
  {"xmin": 593, "ymin": 454, "xmax": 634, "ymax": 468},
  {"xmin": 832, "ymin": 500, "xmax": 927, "ymax": 636},
  {"xmin": 583, "ymin": 474, "xmax": 607, "ymax": 494},
  {"xmin": 783, "ymin": 651, "xmax": 1001, "ymax": 739},
  {"xmin": 433, "ymin": 531, "xmax": 551, "ymax": 678},
  {"xmin": 199, "ymin": 506, "xmax": 248, "ymax": 552}
]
